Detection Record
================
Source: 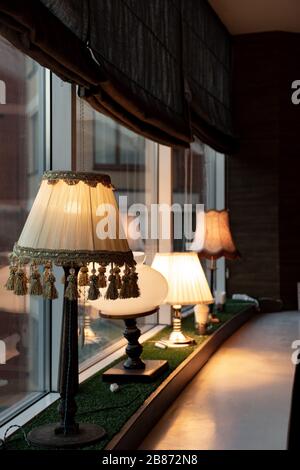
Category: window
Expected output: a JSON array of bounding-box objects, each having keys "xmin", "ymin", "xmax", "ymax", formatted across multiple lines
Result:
[
  {"xmin": 0, "ymin": 37, "xmax": 48, "ymax": 424},
  {"xmin": 172, "ymin": 137, "xmax": 226, "ymax": 299},
  {"xmin": 76, "ymin": 99, "xmax": 159, "ymax": 370},
  {"xmin": 172, "ymin": 139, "xmax": 207, "ymax": 252}
]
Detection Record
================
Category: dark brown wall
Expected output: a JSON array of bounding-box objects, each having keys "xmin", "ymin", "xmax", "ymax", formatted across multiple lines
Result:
[{"xmin": 228, "ymin": 32, "xmax": 300, "ymax": 309}]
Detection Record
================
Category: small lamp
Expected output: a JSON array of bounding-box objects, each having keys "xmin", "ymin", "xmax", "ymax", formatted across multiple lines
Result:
[
  {"xmin": 191, "ymin": 210, "xmax": 240, "ymax": 319},
  {"xmin": 4, "ymin": 171, "xmax": 139, "ymax": 448},
  {"xmin": 151, "ymin": 252, "xmax": 213, "ymax": 346},
  {"xmin": 89, "ymin": 252, "xmax": 169, "ymax": 381}
]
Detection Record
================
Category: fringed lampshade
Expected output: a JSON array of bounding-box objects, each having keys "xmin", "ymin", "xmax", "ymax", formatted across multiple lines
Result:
[
  {"xmin": 4, "ymin": 170, "xmax": 140, "ymax": 448},
  {"xmin": 6, "ymin": 171, "xmax": 139, "ymax": 301},
  {"xmin": 196, "ymin": 210, "xmax": 240, "ymax": 260}
]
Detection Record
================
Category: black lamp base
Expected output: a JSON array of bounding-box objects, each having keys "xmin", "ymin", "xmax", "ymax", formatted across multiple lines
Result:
[
  {"xmin": 27, "ymin": 423, "xmax": 106, "ymax": 449},
  {"xmin": 102, "ymin": 359, "xmax": 168, "ymax": 383}
]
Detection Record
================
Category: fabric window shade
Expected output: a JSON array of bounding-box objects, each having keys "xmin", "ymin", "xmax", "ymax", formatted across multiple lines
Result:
[
  {"xmin": 82, "ymin": 0, "xmax": 191, "ymax": 148},
  {"xmin": 181, "ymin": 0, "xmax": 236, "ymax": 153},
  {"xmin": 0, "ymin": 0, "xmax": 102, "ymax": 87},
  {"xmin": 0, "ymin": 0, "xmax": 236, "ymax": 152}
]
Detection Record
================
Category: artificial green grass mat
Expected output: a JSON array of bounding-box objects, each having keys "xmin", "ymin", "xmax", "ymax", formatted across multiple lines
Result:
[{"xmin": 5, "ymin": 300, "xmax": 254, "ymax": 450}]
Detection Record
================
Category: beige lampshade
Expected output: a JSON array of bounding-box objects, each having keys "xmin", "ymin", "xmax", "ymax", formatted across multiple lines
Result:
[
  {"xmin": 151, "ymin": 252, "xmax": 213, "ymax": 306},
  {"xmin": 6, "ymin": 171, "xmax": 139, "ymax": 301},
  {"xmin": 89, "ymin": 253, "xmax": 168, "ymax": 317},
  {"xmin": 13, "ymin": 171, "xmax": 133, "ymax": 266},
  {"xmin": 193, "ymin": 210, "xmax": 240, "ymax": 260}
]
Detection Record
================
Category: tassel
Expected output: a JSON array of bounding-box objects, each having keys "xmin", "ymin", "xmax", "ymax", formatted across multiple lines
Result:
[
  {"xmin": 98, "ymin": 263, "xmax": 107, "ymax": 288},
  {"xmin": 29, "ymin": 265, "xmax": 43, "ymax": 296},
  {"xmin": 14, "ymin": 266, "xmax": 28, "ymax": 296},
  {"xmin": 87, "ymin": 268, "xmax": 100, "ymax": 300},
  {"xmin": 105, "ymin": 264, "xmax": 119, "ymax": 300},
  {"xmin": 114, "ymin": 266, "xmax": 121, "ymax": 290},
  {"xmin": 129, "ymin": 265, "xmax": 140, "ymax": 298},
  {"xmin": 65, "ymin": 268, "xmax": 79, "ymax": 301},
  {"xmin": 78, "ymin": 265, "xmax": 89, "ymax": 287},
  {"xmin": 43, "ymin": 264, "xmax": 50, "ymax": 285},
  {"xmin": 5, "ymin": 265, "xmax": 17, "ymax": 291},
  {"xmin": 119, "ymin": 264, "xmax": 131, "ymax": 299},
  {"xmin": 43, "ymin": 270, "xmax": 58, "ymax": 300}
]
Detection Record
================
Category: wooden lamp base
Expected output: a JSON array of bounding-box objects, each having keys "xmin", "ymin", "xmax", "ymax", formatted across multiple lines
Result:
[{"xmin": 101, "ymin": 311, "xmax": 168, "ymax": 383}]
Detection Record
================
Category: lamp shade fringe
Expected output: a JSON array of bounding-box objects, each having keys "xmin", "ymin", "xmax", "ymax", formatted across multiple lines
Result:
[
  {"xmin": 97, "ymin": 263, "xmax": 107, "ymax": 288},
  {"xmin": 129, "ymin": 266, "xmax": 140, "ymax": 298},
  {"xmin": 29, "ymin": 265, "xmax": 43, "ymax": 296},
  {"xmin": 119, "ymin": 264, "xmax": 131, "ymax": 299},
  {"xmin": 87, "ymin": 268, "xmax": 100, "ymax": 300},
  {"xmin": 43, "ymin": 271, "xmax": 58, "ymax": 300},
  {"xmin": 78, "ymin": 265, "xmax": 89, "ymax": 287},
  {"xmin": 64, "ymin": 268, "xmax": 79, "ymax": 301},
  {"xmin": 5, "ymin": 264, "xmax": 17, "ymax": 291},
  {"xmin": 5, "ymin": 258, "xmax": 140, "ymax": 301},
  {"xmin": 14, "ymin": 266, "xmax": 28, "ymax": 296},
  {"xmin": 105, "ymin": 264, "xmax": 119, "ymax": 300}
]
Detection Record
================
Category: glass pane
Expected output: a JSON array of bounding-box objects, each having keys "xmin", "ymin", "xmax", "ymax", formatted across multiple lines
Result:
[
  {"xmin": 76, "ymin": 99, "xmax": 159, "ymax": 370},
  {"xmin": 0, "ymin": 37, "xmax": 47, "ymax": 423},
  {"xmin": 172, "ymin": 139, "xmax": 207, "ymax": 252}
]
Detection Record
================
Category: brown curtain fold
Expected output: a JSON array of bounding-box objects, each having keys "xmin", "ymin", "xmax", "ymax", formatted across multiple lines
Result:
[
  {"xmin": 181, "ymin": 0, "xmax": 236, "ymax": 153},
  {"xmin": 0, "ymin": 0, "xmax": 237, "ymax": 152}
]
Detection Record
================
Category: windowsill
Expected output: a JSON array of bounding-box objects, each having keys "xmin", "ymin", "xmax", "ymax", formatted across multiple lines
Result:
[{"xmin": 0, "ymin": 324, "xmax": 165, "ymax": 440}]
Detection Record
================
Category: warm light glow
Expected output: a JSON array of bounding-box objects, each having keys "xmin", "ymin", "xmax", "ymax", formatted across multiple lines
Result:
[
  {"xmin": 151, "ymin": 252, "xmax": 213, "ymax": 306},
  {"xmin": 17, "ymin": 178, "xmax": 129, "ymax": 253},
  {"xmin": 191, "ymin": 210, "xmax": 239, "ymax": 260}
]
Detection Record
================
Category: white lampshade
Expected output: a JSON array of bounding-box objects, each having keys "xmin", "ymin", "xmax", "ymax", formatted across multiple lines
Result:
[
  {"xmin": 151, "ymin": 252, "xmax": 213, "ymax": 306},
  {"xmin": 15, "ymin": 171, "xmax": 130, "ymax": 261},
  {"xmin": 89, "ymin": 254, "xmax": 168, "ymax": 316},
  {"xmin": 7, "ymin": 171, "xmax": 139, "ymax": 301}
]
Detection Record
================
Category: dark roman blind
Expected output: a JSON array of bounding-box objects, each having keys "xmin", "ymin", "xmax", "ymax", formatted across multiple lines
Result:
[
  {"xmin": 181, "ymin": 0, "xmax": 236, "ymax": 153},
  {"xmin": 84, "ymin": 0, "xmax": 192, "ymax": 147},
  {"xmin": 0, "ymin": 0, "xmax": 236, "ymax": 152}
]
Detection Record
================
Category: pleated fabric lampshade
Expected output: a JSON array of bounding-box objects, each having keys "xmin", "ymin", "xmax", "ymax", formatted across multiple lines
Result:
[
  {"xmin": 6, "ymin": 171, "xmax": 139, "ymax": 301},
  {"xmin": 151, "ymin": 252, "xmax": 213, "ymax": 307},
  {"xmin": 151, "ymin": 252, "xmax": 213, "ymax": 346}
]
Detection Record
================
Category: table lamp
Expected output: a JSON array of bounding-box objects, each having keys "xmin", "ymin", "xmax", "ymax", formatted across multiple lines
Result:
[
  {"xmin": 191, "ymin": 210, "xmax": 240, "ymax": 318},
  {"xmin": 151, "ymin": 252, "xmax": 213, "ymax": 346},
  {"xmin": 4, "ymin": 170, "xmax": 139, "ymax": 448},
  {"xmin": 89, "ymin": 252, "xmax": 169, "ymax": 381}
]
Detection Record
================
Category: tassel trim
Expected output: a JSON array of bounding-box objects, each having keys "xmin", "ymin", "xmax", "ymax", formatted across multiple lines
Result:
[
  {"xmin": 65, "ymin": 268, "xmax": 79, "ymax": 300},
  {"xmin": 14, "ymin": 266, "xmax": 28, "ymax": 296},
  {"xmin": 87, "ymin": 267, "xmax": 100, "ymax": 300},
  {"xmin": 5, "ymin": 257, "xmax": 140, "ymax": 300},
  {"xmin": 29, "ymin": 264, "xmax": 43, "ymax": 296},
  {"xmin": 5, "ymin": 264, "xmax": 17, "ymax": 291}
]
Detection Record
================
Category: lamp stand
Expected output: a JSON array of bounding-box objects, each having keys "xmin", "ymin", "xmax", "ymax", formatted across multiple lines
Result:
[
  {"xmin": 162, "ymin": 306, "xmax": 195, "ymax": 348},
  {"xmin": 209, "ymin": 258, "xmax": 220, "ymax": 323},
  {"xmin": 28, "ymin": 266, "xmax": 106, "ymax": 449},
  {"xmin": 102, "ymin": 310, "xmax": 168, "ymax": 382}
]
